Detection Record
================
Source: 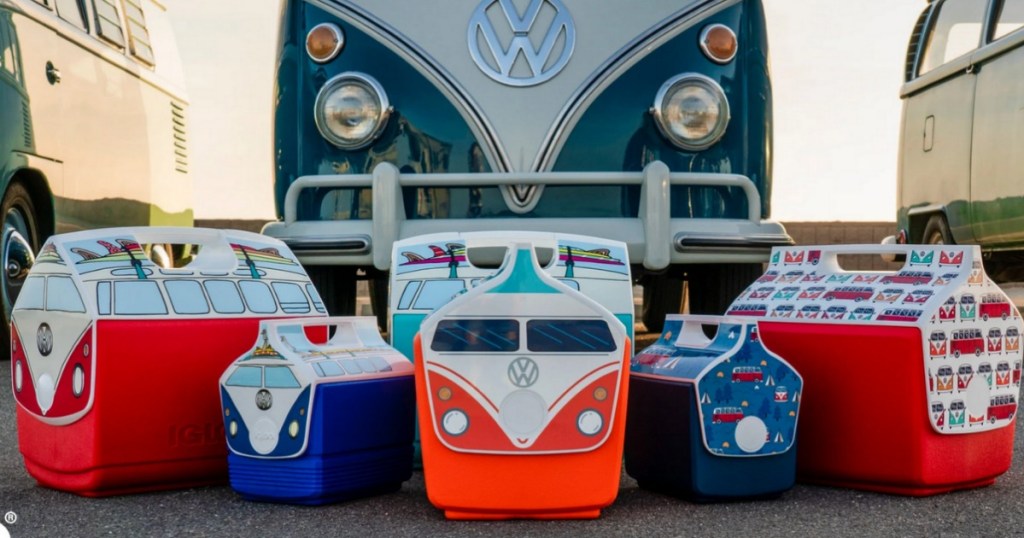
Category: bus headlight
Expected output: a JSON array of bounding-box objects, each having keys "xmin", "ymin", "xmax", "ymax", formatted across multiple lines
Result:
[
  {"xmin": 314, "ymin": 72, "xmax": 391, "ymax": 150},
  {"xmin": 651, "ymin": 73, "xmax": 730, "ymax": 151},
  {"xmin": 229, "ymin": 420, "xmax": 238, "ymax": 437},
  {"xmin": 288, "ymin": 420, "xmax": 300, "ymax": 439},
  {"xmin": 14, "ymin": 359, "xmax": 22, "ymax": 393}
]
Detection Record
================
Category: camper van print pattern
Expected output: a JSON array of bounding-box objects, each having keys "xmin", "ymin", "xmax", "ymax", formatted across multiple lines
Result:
[
  {"xmin": 632, "ymin": 318, "xmax": 802, "ymax": 457},
  {"xmin": 730, "ymin": 245, "xmax": 1023, "ymax": 435}
]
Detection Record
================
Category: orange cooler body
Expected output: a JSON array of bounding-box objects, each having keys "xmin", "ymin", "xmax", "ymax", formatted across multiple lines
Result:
[
  {"xmin": 758, "ymin": 322, "xmax": 1014, "ymax": 496},
  {"xmin": 414, "ymin": 335, "xmax": 631, "ymax": 520}
]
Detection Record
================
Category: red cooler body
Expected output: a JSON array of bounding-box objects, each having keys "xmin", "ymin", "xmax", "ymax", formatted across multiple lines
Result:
[
  {"xmin": 728, "ymin": 245, "xmax": 1021, "ymax": 495},
  {"xmin": 11, "ymin": 227, "xmax": 326, "ymax": 496}
]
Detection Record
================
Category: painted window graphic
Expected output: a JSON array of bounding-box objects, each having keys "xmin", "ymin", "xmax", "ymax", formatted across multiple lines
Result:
[
  {"xmin": 431, "ymin": 319, "xmax": 520, "ymax": 352},
  {"xmin": 526, "ymin": 319, "xmax": 615, "ymax": 352}
]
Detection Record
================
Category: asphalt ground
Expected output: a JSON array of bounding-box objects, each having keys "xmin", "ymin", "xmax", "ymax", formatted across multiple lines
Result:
[{"xmin": 1, "ymin": 363, "xmax": 1023, "ymax": 538}]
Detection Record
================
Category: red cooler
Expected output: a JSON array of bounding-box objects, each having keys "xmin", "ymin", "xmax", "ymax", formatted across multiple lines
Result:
[
  {"xmin": 11, "ymin": 227, "xmax": 326, "ymax": 496},
  {"xmin": 728, "ymin": 245, "xmax": 1021, "ymax": 495}
]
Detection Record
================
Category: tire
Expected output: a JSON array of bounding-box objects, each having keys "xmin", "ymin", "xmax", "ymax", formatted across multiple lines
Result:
[
  {"xmin": 1, "ymin": 183, "xmax": 40, "ymax": 360},
  {"xmin": 923, "ymin": 214, "xmax": 953, "ymax": 245},
  {"xmin": 305, "ymin": 265, "xmax": 357, "ymax": 316},
  {"xmin": 641, "ymin": 273, "xmax": 683, "ymax": 333},
  {"xmin": 688, "ymin": 263, "xmax": 764, "ymax": 316}
]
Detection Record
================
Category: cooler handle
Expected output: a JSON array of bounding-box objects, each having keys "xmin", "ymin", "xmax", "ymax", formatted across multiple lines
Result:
[
  {"xmin": 794, "ymin": 244, "xmax": 978, "ymax": 274},
  {"xmin": 262, "ymin": 316, "xmax": 385, "ymax": 349}
]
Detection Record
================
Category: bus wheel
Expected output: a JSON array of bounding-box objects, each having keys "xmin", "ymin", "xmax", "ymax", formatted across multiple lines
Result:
[
  {"xmin": 688, "ymin": 263, "xmax": 763, "ymax": 316},
  {"xmin": 305, "ymin": 265, "xmax": 356, "ymax": 316},
  {"xmin": 641, "ymin": 273, "xmax": 682, "ymax": 333},
  {"xmin": 1, "ymin": 183, "xmax": 39, "ymax": 359},
  {"xmin": 923, "ymin": 214, "xmax": 953, "ymax": 245}
]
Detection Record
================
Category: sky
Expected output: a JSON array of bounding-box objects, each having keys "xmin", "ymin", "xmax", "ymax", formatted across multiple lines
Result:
[{"xmin": 168, "ymin": 0, "xmax": 926, "ymax": 223}]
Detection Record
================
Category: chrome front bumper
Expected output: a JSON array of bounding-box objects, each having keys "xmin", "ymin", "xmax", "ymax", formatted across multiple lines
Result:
[{"xmin": 262, "ymin": 161, "xmax": 793, "ymax": 271}]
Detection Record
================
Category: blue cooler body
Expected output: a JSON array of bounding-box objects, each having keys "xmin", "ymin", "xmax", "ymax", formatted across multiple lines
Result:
[
  {"xmin": 625, "ymin": 316, "xmax": 802, "ymax": 501},
  {"xmin": 221, "ymin": 318, "xmax": 415, "ymax": 505}
]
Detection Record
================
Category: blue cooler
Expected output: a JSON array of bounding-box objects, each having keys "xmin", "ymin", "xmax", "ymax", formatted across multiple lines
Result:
[
  {"xmin": 625, "ymin": 315, "xmax": 802, "ymax": 501},
  {"xmin": 220, "ymin": 317, "xmax": 415, "ymax": 505}
]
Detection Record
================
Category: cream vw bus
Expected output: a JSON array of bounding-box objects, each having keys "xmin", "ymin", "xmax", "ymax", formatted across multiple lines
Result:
[{"xmin": 0, "ymin": 0, "xmax": 190, "ymax": 353}]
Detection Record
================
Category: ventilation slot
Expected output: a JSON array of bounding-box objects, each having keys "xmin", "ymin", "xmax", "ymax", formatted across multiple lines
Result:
[
  {"xmin": 171, "ymin": 101, "xmax": 188, "ymax": 174},
  {"xmin": 22, "ymin": 100, "xmax": 32, "ymax": 148}
]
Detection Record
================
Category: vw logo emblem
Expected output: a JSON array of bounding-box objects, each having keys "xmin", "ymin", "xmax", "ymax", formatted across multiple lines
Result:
[
  {"xmin": 255, "ymin": 389, "xmax": 273, "ymax": 411},
  {"xmin": 37, "ymin": 323, "xmax": 53, "ymax": 357},
  {"xmin": 508, "ymin": 357, "xmax": 540, "ymax": 388},
  {"xmin": 468, "ymin": 0, "xmax": 575, "ymax": 87}
]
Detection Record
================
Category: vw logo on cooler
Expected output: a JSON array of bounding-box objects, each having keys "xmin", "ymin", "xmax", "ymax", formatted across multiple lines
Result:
[
  {"xmin": 467, "ymin": 0, "xmax": 575, "ymax": 87},
  {"xmin": 507, "ymin": 357, "xmax": 539, "ymax": 388},
  {"xmin": 36, "ymin": 323, "xmax": 53, "ymax": 356},
  {"xmin": 254, "ymin": 389, "xmax": 273, "ymax": 411}
]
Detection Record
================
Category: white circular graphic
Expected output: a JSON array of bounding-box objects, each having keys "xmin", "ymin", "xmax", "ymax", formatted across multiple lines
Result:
[
  {"xmin": 0, "ymin": 522, "xmax": 9, "ymax": 538},
  {"xmin": 963, "ymin": 377, "xmax": 989, "ymax": 421},
  {"xmin": 36, "ymin": 373, "xmax": 56, "ymax": 412},
  {"xmin": 734, "ymin": 416, "xmax": 769, "ymax": 453},
  {"xmin": 72, "ymin": 365, "xmax": 85, "ymax": 397},
  {"xmin": 499, "ymin": 390, "xmax": 546, "ymax": 436},
  {"xmin": 249, "ymin": 416, "xmax": 280, "ymax": 455},
  {"xmin": 576, "ymin": 409, "xmax": 603, "ymax": 436},
  {"xmin": 441, "ymin": 409, "xmax": 469, "ymax": 436}
]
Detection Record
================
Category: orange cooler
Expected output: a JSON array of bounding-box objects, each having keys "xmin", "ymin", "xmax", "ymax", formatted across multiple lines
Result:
[
  {"xmin": 729, "ymin": 245, "xmax": 1022, "ymax": 495},
  {"xmin": 413, "ymin": 243, "xmax": 630, "ymax": 519}
]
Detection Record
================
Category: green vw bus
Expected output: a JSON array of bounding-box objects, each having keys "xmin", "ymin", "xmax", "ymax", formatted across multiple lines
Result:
[
  {"xmin": 0, "ymin": 0, "xmax": 191, "ymax": 353},
  {"xmin": 894, "ymin": 0, "xmax": 1024, "ymax": 282}
]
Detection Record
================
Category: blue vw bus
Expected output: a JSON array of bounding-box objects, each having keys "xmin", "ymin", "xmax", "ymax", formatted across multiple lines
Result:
[{"xmin": 263, "ymin": 0, "xmax": 791, "ymax": 330}]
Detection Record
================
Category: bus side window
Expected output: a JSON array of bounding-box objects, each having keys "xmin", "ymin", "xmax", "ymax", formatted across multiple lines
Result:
[
  {"xmin": 271, "ymin": 281, "xmax": 311, "ymax": 314},
  {"xmin": 165, "ymin": 280, "xmax": 210, "ymax": 315},
  {"xmin": 305, "ymin": 283, "xmax": 326, "ymax": 313},
  {"xmin": 556, "ymin": 278, "xmax": 581, "ymax": 291},
  {"xmin": 0, "ymin": 12, "xmax": 20, "ymax": 84},
  {"xmin": 54, "ymin": 0, "xmax": 89, "ymax": 31},
  {"xmin": 113, "ymin": 280, "xmax": 167, "ymax": 315},
  {"xmin": 46, "ymin": 276, "xmax": 86, "ymax": 313},
  {"xmin": 413, "ymin": 280, "xmax": 465, "ymax": 310},
  {"xmin": 397, "ymin": 281, "xmax": 422, "ymax": 310},
  {"xmin": 121, "ymin": 0, "xmax": 155, "ymax": 65},
  {"xmin": 91, "ymin": 0, "xmax": 125, "ymax": 48},
  {"xmin": 15, "ymin": 276, "xmax": 45, "ymax": 310},
  {"xmin": 917, "ymin": 0, "xmax": 988, "ymax": 76},
  {"xmin": 239, "ymin": 281, "xmax": 278, "ymax": 314},
  {"xmin": 204, "ymin": 280, "xmax": 245, "ymax": 314},
  {"xmin": 97, "ymin": 281, "xmax": 111, "ymax": 315},
  {"xmin": 993, "ymin": 0, "xmax": 1024, "ymax": 40}
]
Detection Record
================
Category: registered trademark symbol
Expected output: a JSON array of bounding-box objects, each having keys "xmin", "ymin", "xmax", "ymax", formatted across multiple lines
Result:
[{"xmin": 3, "ymin": 511, "xmax": 15, "ymax": 525}]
